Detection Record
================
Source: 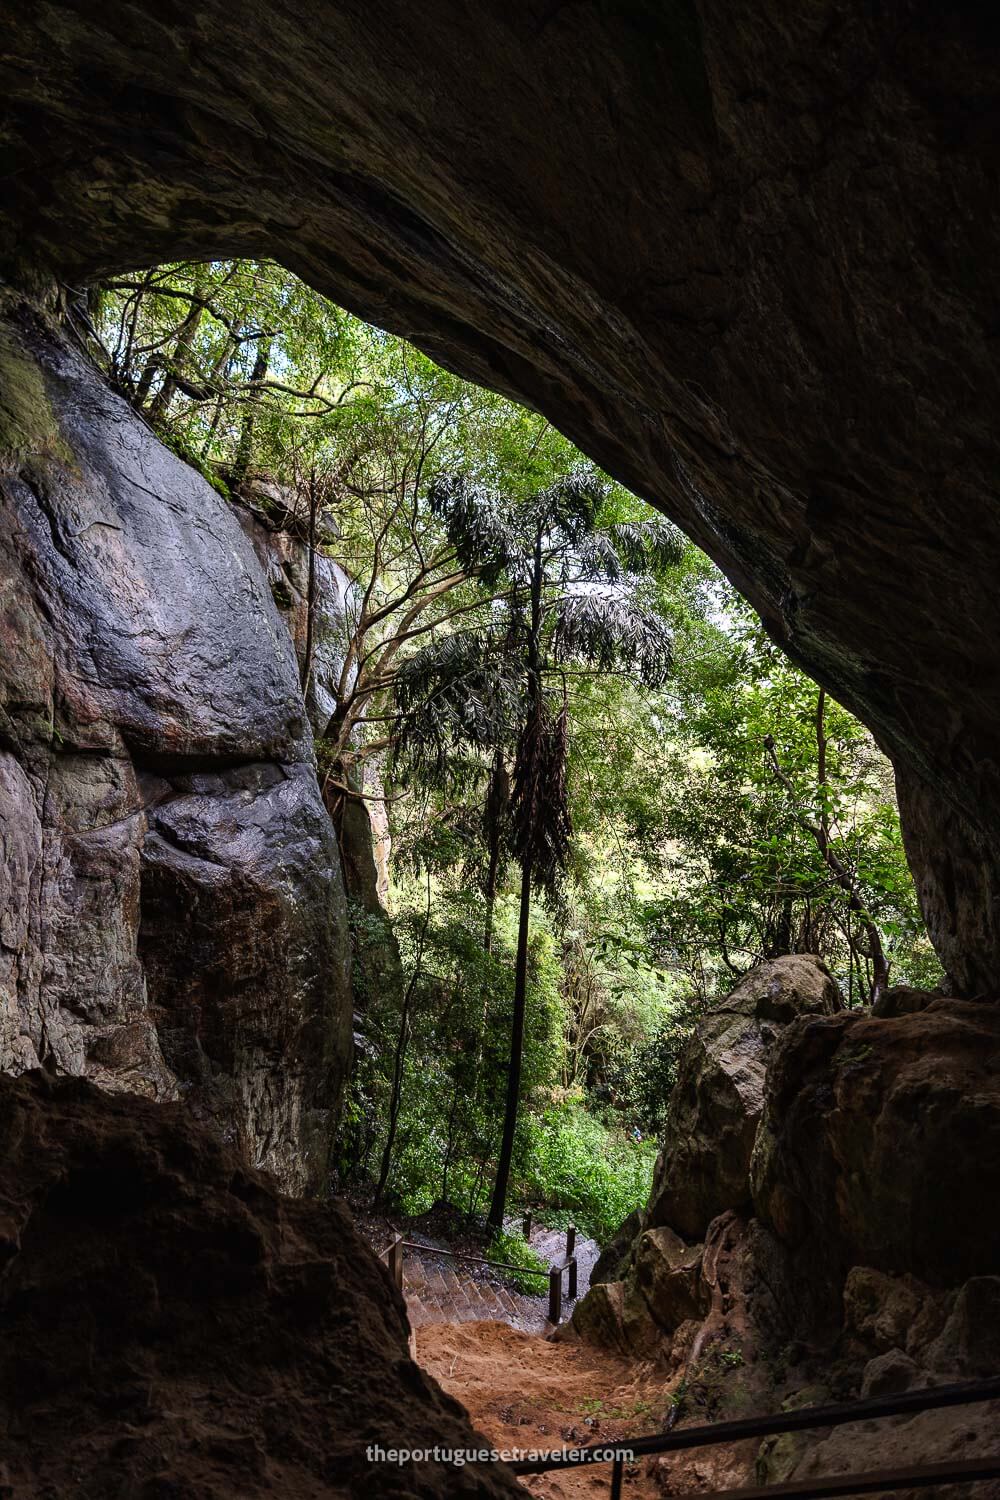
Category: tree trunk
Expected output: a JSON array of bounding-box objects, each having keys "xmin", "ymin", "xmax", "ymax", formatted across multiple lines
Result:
[
  {"xmin": 147, "ymin": 273, "xmax": 207, "ymax": 424},
  {"xmin": 301, "ymin": 467, "xmax": 320, "ymax": 698},
  {"xmin": 486, "ymin": 528, "xmax": 543, "ymax": 1233},
  {"xmin": 764, "ymin": 693, "xmax": 890, "ymax": 1004},
  {"xmin": 230, "ymin": 335, "xmax": 272, "ymax": 489},
  {"xmin": 373, "ymin": 873, "xmax": 431, "ymax": 1207},
  {"xmin": 486, "ymin": 855, "xmax": 531, "ymax": 1232},
  {"xmin": 482, "ymin": 749, "xmax": 507, "ymax": 954}
]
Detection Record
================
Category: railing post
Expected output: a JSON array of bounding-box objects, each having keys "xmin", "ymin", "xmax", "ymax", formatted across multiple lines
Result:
[
  {"xmin": 548, "ymin": 1264, "xmax": 562, "ymax": 1325},
  {"xmin": 610, "ymin": 1453, "xmax": 623, "ymax": 1500},
  {"xmin": 523, "ymin": 1209, "xmax": 533, "ymax": 1241},
  {"xmin": 388, "ymin": 1234, "xmax": 404, "ymax": 1291},
  {"xmin": 566, "ymin": 1223, "xmax": 576, "ymax": 1260},
  {"xmin": 568, "ymin": 1255, "xmax": 578, "ymax": 1300}
]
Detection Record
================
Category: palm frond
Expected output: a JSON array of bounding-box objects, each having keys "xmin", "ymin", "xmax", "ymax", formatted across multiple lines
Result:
[
  {"xmin": 392, "ymin": 631, "xmax": 524, "ymax": 778},
  {"xmin": 428, "ymin": 474, "xmax": 530, "ymax": 587},
  {"xmin": 532, "ymin": 471, "xmax": 606, "ymax": 544},
  {"xmin": 511, "ymin": 698, "xmax": 572, "ymax": 899},
  {"xmin": 574, "ymin": 530, "xmax": 625, "ymax": 582},
  {"xmin": 604, "ymin": 518, "xmax": 686, "ymax": 574},
  {"xmin": 552, "ymin": 588, "xmax": 673, "ymax": 686}
]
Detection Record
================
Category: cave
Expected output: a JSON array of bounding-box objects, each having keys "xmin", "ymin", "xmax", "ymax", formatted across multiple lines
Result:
[{"xmin": 1, "ymin": 2, "xmax": 999, "ymax": 1495}]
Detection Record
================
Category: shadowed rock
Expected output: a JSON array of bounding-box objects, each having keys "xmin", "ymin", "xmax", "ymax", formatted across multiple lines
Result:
[
  {"xmin": 0, "ymin": 1071, "xmax": 522, "ymax": 1499},
  {"xmin": 750, "ymin": 998, "xmax": 1000, "ymax": 1336},
  {"xmin": 645, "ymin": 955, "xmax": 842, "ymax": 1240}
]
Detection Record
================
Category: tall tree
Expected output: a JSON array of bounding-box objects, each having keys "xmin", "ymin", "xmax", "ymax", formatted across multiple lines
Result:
[{"xmin": 393, "ymin": 472, "xmax": 680, "ymax": 1229}]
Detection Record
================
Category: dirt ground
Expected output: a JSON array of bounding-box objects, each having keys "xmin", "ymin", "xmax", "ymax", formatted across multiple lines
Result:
[{"xmin": 415, "ymin": 1319, "xmax": 752, "ymax": 1499}]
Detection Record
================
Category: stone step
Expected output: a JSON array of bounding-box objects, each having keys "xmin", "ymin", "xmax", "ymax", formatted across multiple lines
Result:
[{"xmin": 400, "ymin": 1248, "xmax": 556, "ymax": 1335}]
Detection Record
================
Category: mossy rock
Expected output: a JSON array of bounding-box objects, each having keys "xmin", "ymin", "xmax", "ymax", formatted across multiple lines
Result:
[{"xmin": 0, "ymin": 325, "xmax": 72, "ymax": 469}]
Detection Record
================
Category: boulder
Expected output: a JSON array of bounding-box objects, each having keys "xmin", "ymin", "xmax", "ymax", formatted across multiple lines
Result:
[
  {"xmin": 568, "ymin": 1279, "xmax": 631, "ymax": 1355},
  {"xmin": 591, "ymin": 1207, "xmax": 642, "ymax": 1286},
  {"xmin": 568, "ymin": 1229, "xmax": 709, "ymax": 1358},
  {"xmin": 0, "ymin": 1070, "xmax": 521, "ymax": 1499},
  {"xmin": 631, "ymin": 1226, "xmax": 709, "ymax": 1334},
  {"xmin": 646, "ymin": 956, "xmax": 842, "ymax": 1239},
  {"xmin": 751, "ymin": 1000, "xmax": 1000, "ymax": 1337},
  {"xmin": 923, "ymin": 1278, "xmax": 1000, "ymax": 1379},
  {"xmin": 842, "ymin": 1266, "xmax": 950, "ymax": 1360},
  {"xmin": 859, "ymin": 1348, "xmax": 921, "ymax": 1399},
  {"xmin": 755, "ymin": 1387, "xmax": 832, "ymax": 1486},
  {"xmin": 871, "ymin": 984, "xmax": 940, "ymax": 1019}
]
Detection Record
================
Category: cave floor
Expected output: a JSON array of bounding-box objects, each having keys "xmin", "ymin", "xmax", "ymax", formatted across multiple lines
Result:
[{"xmin": 415, "ymin": 1320, "xmax": 711, "ymax": 1499}]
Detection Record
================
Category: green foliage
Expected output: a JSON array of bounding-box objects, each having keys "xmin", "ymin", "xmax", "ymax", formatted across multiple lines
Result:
[
  {"xmin": 522, "ymin": 1098, "xmax": 658, "ymax": 1241},
  {"xmin": 337, "ymin": 886, "xmax": 563, "ymax": 1218},
  {"xmin": 98, "ymin": 257, "xmax": 944, "ymax": 1248},
  {"xmin": 601, "ymin": 1010, "xmax": 700, "ymax": 1136},
  {"xmin": 487, "ymin": 1230, "xmax": 550, "ymax": 1295}
]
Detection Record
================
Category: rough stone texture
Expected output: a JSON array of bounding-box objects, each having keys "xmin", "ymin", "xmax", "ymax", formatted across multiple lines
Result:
[
  {"xmin": 3, "ymin": 3, "xmax": 1000, "ymax": 985},
  {"xmin": 751, "ymin": 1000, "xmax": 1000, "ymax": 1336},
  {"xmin": 780, "ymin": 1397, "xmax": 1000, "ymax": 1492},
  {"xmin": 234, "ymin": 491, "xmax": 354, "ymax": 737},
  {"xmin": 235, "ymin": 493, "xmax": 397, "ymax": 929},
  {"xmin": 0, "ymin": 305, "xmax": 352, "ymax": 1192},
  {"xmin": 630, "ymin": 1226, "xmax": 709, "ymax": 1335},
  {"xmin": 923, "ymin": 1277, "xmax": 1000, "ymax": 1379},
  {"xmin": 646, "ymin": 956, "xmax": 842, "ymax": 1240},
  {"xmin": 871, "ymin": 982, "xmax": 941, "ymax": 1018},
  {"xmin": 569, "ymin": 1226, "xmax": 708, "ymax": 1358},
  {"xmin": 0, "ymin": 1070, "xmax": 523, "ymax": 1500},
  {"xmin": 759, "ymin": 1391, "xmax": 1000, "ymax": 1490},
  {"xmin": 842, "ymin": 1266, "xmax": 951, "ymax": 1360},
  {"xmin": 591, "ymin": 1205, "xmax": 642, "ymax": 1287},
  {"xmin": 564, "ymin": 1278, "xmax": 631, "ymax": 1355},
  {"xmin": 859, "ymin": 1347, "xmax": 921, "ymax": 1398},
  {"xmin": 895, "ymin": 771, "xmax": 1000, "ymax": 997}
]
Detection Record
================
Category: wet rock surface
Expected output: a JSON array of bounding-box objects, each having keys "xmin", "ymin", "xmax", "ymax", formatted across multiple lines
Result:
[
  {"xmin": 0, "ymin": 1071, "xmax": 522, "ymax": 1499},
  {"xmin": 234, "ymin": 490, "xmax": 354, "ymax": 736},
  {"xmin": 4, "ymin": 3, "xmax": 1000, "ymax": 984},
  {"xmin": 0, "ymin": 307, "xmax": 352, "ymax": 1191}
]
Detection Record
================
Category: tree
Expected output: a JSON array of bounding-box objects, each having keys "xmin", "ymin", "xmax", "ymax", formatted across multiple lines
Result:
[{"xmin": 392, "ymin": 472, "xmax": 680, "ymax": 1230}]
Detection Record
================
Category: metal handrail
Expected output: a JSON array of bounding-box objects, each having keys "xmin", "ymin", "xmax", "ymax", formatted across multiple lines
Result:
[
  {"xmin": 507, "ymin": 1375, "xmax": 1000, "ymax": 1499},
  {"xmin": 395, "ymin": 1239, "xmax": 550, "ymax": 1279}
]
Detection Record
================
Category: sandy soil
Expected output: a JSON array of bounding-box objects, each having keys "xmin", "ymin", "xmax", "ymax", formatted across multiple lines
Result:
[{"xmin": 416, "ymin": 1320, "xmax": 674, "ymax": 1499}]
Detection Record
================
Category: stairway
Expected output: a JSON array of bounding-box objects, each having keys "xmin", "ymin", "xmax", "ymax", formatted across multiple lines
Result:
[{"xmin": 402, "ymin": 1253, "xmax": 553, "ymax": 1335}]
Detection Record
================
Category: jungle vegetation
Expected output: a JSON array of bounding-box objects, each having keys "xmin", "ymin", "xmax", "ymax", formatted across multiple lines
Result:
[{"xmin": 84, "ymin": 260, "xmax": 943, "ymax": 1243}]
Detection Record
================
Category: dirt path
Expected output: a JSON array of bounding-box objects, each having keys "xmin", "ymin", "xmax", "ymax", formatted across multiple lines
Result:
[{"xmin": 415, "ymin": 1321, "xmax": 671, "ymax": 1498}]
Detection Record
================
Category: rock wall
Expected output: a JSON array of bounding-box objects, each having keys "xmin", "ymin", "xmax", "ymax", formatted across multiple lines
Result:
[
  {"xmin": 0, "ymin": 302, "xmax": 353, "ymax": 1194},
  {"xmin": 644, "ymin": 955, "xmax": 843, "ymax": 1241},
  {"xmin": 234, "ymin": 489, "xmax": 354, "ymax": 737},
  {"xmin": 236, "ymin": 492, "xmax": 392, "ymax": 917},
  {"xmin": 570, "ymin": 957, "xmax": 1000, "ymax": 1482},
  {"xmin": 751, "ymin": 997, "xmax": 1000, "ymax": 1338},
  {"xmin": 3, "ymin": 2, "xmax": 1000, "ymax": 986},
  {"xmin": 576, "ymin": 957, "xmax": 1000, "ymax": 1363},
  {"xmin": 0, "ymin": 1070, "xmax": 522, "ymax": 1500},
  {"xmin": 574, "ymin": 956, "xmax": 842, "ymax": 1353}
]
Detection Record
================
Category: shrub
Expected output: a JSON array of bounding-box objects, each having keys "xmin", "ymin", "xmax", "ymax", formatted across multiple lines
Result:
[
  {"xmin": 522, "ymin": 1097, "xmax": 657, "ymax": 1241},
  {"xmin": 487, "ymin": 1229, "xmax": 550, "ymax": 1295}
]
